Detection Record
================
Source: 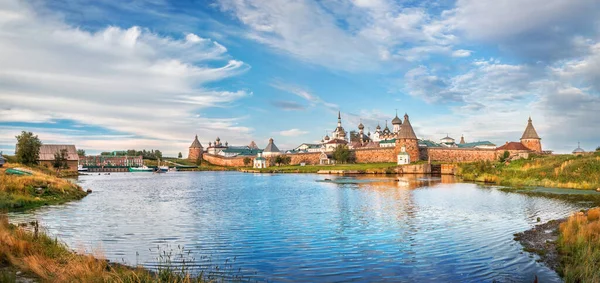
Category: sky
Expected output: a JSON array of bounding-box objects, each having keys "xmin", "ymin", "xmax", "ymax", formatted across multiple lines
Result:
[{"xmin": 0, "ymin": 0, "xmax": 599, "ymax": 155}]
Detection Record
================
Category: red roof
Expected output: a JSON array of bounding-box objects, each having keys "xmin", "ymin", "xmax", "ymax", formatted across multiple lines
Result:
[{"xmin": 497, "ymin": 142, "xmax": 530, "ymax": 151}]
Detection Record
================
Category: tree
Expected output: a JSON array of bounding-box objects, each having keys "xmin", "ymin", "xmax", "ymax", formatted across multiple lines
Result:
[
  {"xmin": 154, "ymin": 150, "xmax": 163, "ymax": 159},
  {"xmin": 243, "ymin": 157, "xmax": 251, "ymax": 166},
  {"xmin": 77, "ymin": 149, "xmax": 86, "ymax": 156},
  {"xmin": 349, "ymin": 131, "xmax": 359, "ymax": 142},
  {"xmin": 596, "ymin": 146, "xmax": 600, "ymax": 152},
  {"xmin": 499, "ymin": 150, "xmax": 510, "ymax": 162},
  {"xmin": 274, "ymin": 155, "xmax": 284, "ymax": 166},
  {"xmin": 281, "ymin": 155, "xmax": 291, "ymax": 165},
  {"xmin": 332, "ymin": 145, "xmax": 351, "ymax": 164},
  {"xmin": 178, "ymin": 152, "xmax": 183, "ymax": 159},
  {"xmin": 15, "ymin": 131, "xmax": 42, "ymax": 165},
  {"xmin": 52, "ymin": 149, "xmax": 69, "ymax": 173}
]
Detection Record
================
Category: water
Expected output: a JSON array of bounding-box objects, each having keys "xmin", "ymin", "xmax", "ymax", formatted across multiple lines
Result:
[{"xmin": 9, "ymin": 172, "xmax": 587, "ymax": 282}]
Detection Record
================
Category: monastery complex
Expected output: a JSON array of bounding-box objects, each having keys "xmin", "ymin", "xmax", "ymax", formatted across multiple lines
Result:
[{"xmin": 188, "ymin": 111, "xmax": 544, "ymax": 168}]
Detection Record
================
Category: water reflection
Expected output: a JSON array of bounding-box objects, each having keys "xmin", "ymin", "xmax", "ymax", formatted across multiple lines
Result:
[{"xmin": 9, "ymin": 172, "xmax": 586, "ymax": 282}]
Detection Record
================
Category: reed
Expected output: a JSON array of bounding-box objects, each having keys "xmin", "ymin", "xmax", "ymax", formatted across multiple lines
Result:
[
  {"xmin": 558, "ymin": 208, "xmax": 600, "ymax": 282},
  {"xmin": 0, "ymin": 215, "xmax": 249, "ymax": 282}
]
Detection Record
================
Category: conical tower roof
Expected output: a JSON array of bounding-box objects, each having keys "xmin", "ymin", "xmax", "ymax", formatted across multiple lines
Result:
[
  {"xmin": 263, "ymin": 138, "xmax": 280, "ymax": 153},
  {"xmin": 190, "ymin": 135, "xmax": 202, "ymax": 148},
  {"xmin": 397, "ymin": 113, "xmax": 417, "ymax": 139},
  {"xmin": 248, "ymin": 141, "xmax": 259, "ymax": 149},
  {"xmin": 520, "ymin": 117, "xmax": 540, "ymax": 140}
]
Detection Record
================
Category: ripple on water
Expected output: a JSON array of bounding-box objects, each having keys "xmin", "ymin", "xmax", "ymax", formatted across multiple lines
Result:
[{"xmin": 9, "ymin": 172, "xmax": 585, "ymax": 282}]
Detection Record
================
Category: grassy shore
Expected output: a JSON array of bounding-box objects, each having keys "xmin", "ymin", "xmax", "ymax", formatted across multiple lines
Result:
[
  {"xmin": 0, "ymin": 215, "xmax": 214, "ymax": 282},
  {"xmin": 458, "ymin": 153, "xmax": 600, "ymax": 189},
  {"xmin": 0, "ymin": 164, "xmax": 88, "ymax": 212},
  {"xmin": 243, "ymin": 162, "xmax": 400, "ymax": 174},
  {"xmin": 557, "ymin": 208, "xmax": 600, "ymax": 282}
]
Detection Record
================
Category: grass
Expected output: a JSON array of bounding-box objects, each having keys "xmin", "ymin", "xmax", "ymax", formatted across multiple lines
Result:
[
  {"xmin": 245, "ymin": 162, "xmax": 400, "ymax": 174},
  {"xmin": 558, "ymin": 207, "xmax": 600, "ymax": 282},
  {"xmin": 457, "ymin": 153, "xmax": 600, "ymax": 189},
  {"xmin": 0, "ymin": 163, "xmax": 88, "ymax": 211},
  {"xmin": 0, "ymin": 215, "xmax": 222, "ymax": 282}
]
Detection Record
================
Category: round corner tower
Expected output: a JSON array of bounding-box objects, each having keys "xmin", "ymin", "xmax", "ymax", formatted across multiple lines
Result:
[
  {"xmin": 520, "ymin": 117, "xmax": 542, "ymax": 153},
  {"xmin": 395, "ymin": 113, "xmax": 420, "ymax": 162},
  {"xmin": 188, "ymin": 135, "xmax": 204, "ymax": 161}
]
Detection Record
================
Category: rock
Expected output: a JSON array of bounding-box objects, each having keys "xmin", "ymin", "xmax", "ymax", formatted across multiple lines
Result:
[
  {"xmin": 596, "ymin": 188, "xmax": 600, "ymax": 192},
  {"xmin": 86, "ymin": 189, "xmax": 93, "ymax": 194},
  {"xmin": 35, "ymin": 187, "xmax": 43, "ymax": 193}
]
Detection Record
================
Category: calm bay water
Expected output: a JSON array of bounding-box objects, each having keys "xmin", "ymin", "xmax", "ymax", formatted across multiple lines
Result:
[{"xmin": 10, "ymin": 172, "xmax": 587, "ymax": 282}]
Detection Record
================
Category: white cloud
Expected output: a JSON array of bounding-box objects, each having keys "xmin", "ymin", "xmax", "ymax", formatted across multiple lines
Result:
[
  {"xmin": 279, "ymin": 129, "xmax": 309, "ymax": 137},
  {"xmin": 444, "ymin": 0, "xmax": 600, "ymax": 61},
  {"xmin": 270, "ymin": 81, "xmax": 338, "ymax": 110},
  {"xmin": 0, "ymin": 0, "xmax": 252, "ymax": 155},
  {"xmin": 452, "ymin": 49, "xmax": 471, "ymax": 57},
  {"xmin": 216, "ymin": 0, "xmax": 454, "ymax": 71}
]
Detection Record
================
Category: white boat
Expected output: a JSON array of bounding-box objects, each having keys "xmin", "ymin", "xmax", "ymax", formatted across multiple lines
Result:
[
  {"xmin": 77, "ymin": 165, "xmax": 88, "ymax": 172},
  {"xmin": 129, "ymin": 166, "xmax": 154, "ymax": 172}
]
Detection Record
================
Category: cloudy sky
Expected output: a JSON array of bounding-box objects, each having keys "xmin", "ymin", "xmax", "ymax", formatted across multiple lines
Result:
[{"xmin": 1, "ymin": 0, "xmax": 599, "ymax": 155}]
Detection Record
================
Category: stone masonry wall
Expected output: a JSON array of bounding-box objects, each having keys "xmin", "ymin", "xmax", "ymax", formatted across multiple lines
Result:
[
  {"xmin": 426, "ymin": 148, "xmax": 497, "ymax": 163},
  {"xmin": 202, "ymin": 153, "xmax": 246, "ymax": 167},
  {"xmin": 521, "ymin": 139, "xmax": 542, "ymax": 153},
  {"xmin": 354, "ymin": 147, "xmax": 396, "ymax": 163},
  {"xmin": 288, "ymin": 152, "xmax": 321, "ymax": 165},
  {"xmin": 188, "ymin": 148, "xmax": 202, "ymax": 161}
]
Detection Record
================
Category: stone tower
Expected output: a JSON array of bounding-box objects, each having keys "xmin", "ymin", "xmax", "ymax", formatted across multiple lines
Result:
[
  {"xmin": 395, "ymin": 113, "xmax": 419, "ymax": 162},
  {"xmin": 520, "ymin": 117, "xmax": 542, "ymax": 153},
  {"xmin": 188, "ymin": 135, "xmax": 203, "ymax": 161}
]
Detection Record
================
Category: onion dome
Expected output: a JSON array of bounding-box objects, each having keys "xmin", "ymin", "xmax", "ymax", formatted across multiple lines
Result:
[
  {"xmin": 324, "ymin": 134, "xmax": 330, "ymax": 141},
  {"xmin": 573, "ymin": 142, "xmax": 585, "ymax": 154},
  {"xmin": 358, "ymin": 122, "xmax": 364, "ymax": 130},
  {"xmin": 392, "ymin": 114, "xmax": 402, "ymax": 125},
  {"xmin": 216, "ymin": 137, "xmax": 221, "ymax": 142},
  {"xmin": 376, "ymin": 124, "xmax": 381, "ymax": 130}
]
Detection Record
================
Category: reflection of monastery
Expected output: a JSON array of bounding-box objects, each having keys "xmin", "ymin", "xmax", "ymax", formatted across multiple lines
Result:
[{"xmin": 188, "ymin": 111, "xmax": 543, "ymax": 168}]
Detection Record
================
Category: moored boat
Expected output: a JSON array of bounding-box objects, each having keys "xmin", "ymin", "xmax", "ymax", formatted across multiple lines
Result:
[{"xmin": 129, "ymin": 166, "xmax": 154, "ymax": 172}]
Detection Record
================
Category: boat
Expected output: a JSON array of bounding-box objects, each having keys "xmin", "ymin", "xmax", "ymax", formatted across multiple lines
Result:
[
  {"xmin": 158, "ymin": 165, "xmax": 169, "ymax": 172},
  {"xmin": 77, "ymin": 165, "xmax": 88, "ymax": 172},
  {"xmin": 129, "ymin": 166, "xmax": 154, "ymax": 172},
  {"xmin": 5, "ymin": 168, "xmax": 33, "ymax": 176}
]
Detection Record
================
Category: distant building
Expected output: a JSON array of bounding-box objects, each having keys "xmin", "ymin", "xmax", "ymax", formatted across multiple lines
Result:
[
  {"xmin": 397, "ymin": 146, "xmax": 410, "ymax": 165},
  {"xmin": 293, "ymin": 143, "xmax": 323, "ymax": 153},
  {"xmin": 440, "ymin": 135, "xmax": 457, "ymax": 147},
  {"xmin": 206, "ymin": 137, "xmax": 228, "ymax": 155},
  {"xmin": 80, "ymin": 155, "xmax": 143, "ymax": 167},
  {"xmin": 457, "ymin": 140, "xmax": 496, "ymax": 150},
  {"xmin": 253, "ymin": 152, "xmax": 267, "ymax": 168},
  {"xmin": 38, "ymin": 145, "xmax": 79, "ymax": 171},
  {"xmin": 572, "ymin": 142, "xmax": 585, "ymax": 155},
  {"xmin": 319, "ymin": 152, "xmax": 335, "ymax": 165},
  {"xmin": 219, "ymin": 147, "xmax": 263, "ymax": 157},
  {"xmin": 520, "ymin": 117, "xmax": 542, "ymax": 152},
  {"xmin": 263, "ymin": 138, "xmax": 281, "ymax": 157},
  {"xmin": 188, "ymin": 135, "xmax": 203, "ymax": 161},
  {"xmin": 248, "ymin": 141, "xmax": 259, "ymax": 150}
]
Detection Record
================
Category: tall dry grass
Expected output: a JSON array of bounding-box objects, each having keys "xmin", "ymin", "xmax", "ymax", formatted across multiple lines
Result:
[
  {"xmin": 0, "ymin": 215, "xmax": 214, "ymax": 282},
  {"xmin": 558, "ymin": 208, "xmax": 600, "ymax": 282},
  {"xmin": 0, "ymin": 164, "xmax": 87, "ymax": 211}
]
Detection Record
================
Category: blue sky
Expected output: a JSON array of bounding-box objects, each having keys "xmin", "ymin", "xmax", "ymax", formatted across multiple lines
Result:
[{"xmin": 1, "ymin": 0, "xmax": 599, "ymax": 155}]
